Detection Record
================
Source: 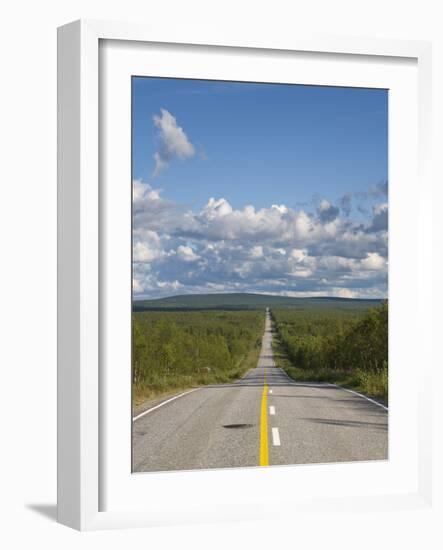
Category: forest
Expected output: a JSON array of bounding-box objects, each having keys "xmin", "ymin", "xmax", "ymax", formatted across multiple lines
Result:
[
  {"xmin": 271, "ymin": 302, "xmax": 388, "ymax": 402},
  {"xmin": 132, "ymin": 310, "xmax": 264, "ymax": 406},
  {"xmin": 132, "ymin": 297, "xmax": 388, "ymax": 408}
]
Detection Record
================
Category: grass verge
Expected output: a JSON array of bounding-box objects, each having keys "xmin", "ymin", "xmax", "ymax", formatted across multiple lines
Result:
[
  {"xmin": 272, "ymin": 334, "xmax": 388, "ymax": 405},
  {"xmin": 133, "ymin": 342, "xmax": 262, "ymax": 412}
]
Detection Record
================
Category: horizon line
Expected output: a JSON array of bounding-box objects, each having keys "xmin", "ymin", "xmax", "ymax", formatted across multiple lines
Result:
[{"xmin": 133, "ymin": 291, "xmax": 386, "ymax": 302}]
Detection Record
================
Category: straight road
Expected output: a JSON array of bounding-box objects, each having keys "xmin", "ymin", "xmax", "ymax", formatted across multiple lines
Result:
[{"xmin": 133, "ymin": 309, "xmax": 388, "ymax": 472}]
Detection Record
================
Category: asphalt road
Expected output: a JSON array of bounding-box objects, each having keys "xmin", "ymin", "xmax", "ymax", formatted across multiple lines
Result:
[{"xmin": 133, "ymin": 310, "xmax": 388, "ymax": 473}]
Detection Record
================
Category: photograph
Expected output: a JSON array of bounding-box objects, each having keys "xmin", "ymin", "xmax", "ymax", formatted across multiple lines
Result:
[{"xmin": 131, "ymin": 77, "xmax": 389, "ymax": 473}]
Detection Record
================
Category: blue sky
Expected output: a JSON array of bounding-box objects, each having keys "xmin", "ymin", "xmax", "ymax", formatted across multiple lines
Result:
[{"xmin": 132, "ymin": 77, "xmax": 388, "ymax": 299}]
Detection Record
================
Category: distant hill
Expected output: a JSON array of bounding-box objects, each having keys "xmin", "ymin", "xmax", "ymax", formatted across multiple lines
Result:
[{"xmin": 133, "ymin": 293, "xmax": 383, "ymax": 312}]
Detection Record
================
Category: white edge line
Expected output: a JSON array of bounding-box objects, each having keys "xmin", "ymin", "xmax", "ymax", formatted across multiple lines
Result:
[
  {"xmin": 272, "ymin": 427, "xmax": 281, "ymax": 446},
  {"xmin": 277, "ymin": 363, "xmax": 388, "ymax": 409},
  {"xmin": 271, "ymin": 330, "xmax": 387, "ymax": 411},
  {"xmin": 328, "ymin": 383, "xmax": 389, "ymax": 411},
  {"xmin": 132, "ymin": 388, "xmax": 200, "ymax": 422}
]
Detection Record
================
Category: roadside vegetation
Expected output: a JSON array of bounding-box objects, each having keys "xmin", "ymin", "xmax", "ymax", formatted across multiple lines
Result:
[
  {"xmin": 132, "ymin": 310, "xmax": 264, "ymax": 407},
  {"xmin": 271, "ymin": 302, "xmax": 388, "ymax": 403}
]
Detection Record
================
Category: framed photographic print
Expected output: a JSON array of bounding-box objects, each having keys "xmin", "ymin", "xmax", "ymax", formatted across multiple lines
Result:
[
  {"xmin": 57, "ymin": 20, "xmax": 433, "ymax": 530},
  {"xmin": 130, "ymin": 77, "xmax": 389, "ymax": 474}
]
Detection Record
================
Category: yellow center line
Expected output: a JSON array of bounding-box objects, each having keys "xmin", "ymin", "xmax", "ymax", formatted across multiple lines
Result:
[{"xmin": 259, "ymin": 367, "xmax": 269, "ymax": 466}]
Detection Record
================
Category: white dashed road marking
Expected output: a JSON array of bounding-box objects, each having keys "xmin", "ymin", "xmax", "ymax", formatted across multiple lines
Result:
[
  {"xmin": 272, "ymin": 427, "xmax": 281, "ymax": 446},
  {"xmin": 269, "ymin": 406, "xmax": 275, "ymax": 415}
]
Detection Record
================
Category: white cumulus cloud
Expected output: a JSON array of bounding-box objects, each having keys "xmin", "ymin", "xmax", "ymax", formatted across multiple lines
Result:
[
  {"xmin": 132, "ymin": 278, "xmax": 144, "ymax": 294},
  {"xmin": 250, "ymin": 245, "xmax": 264, "ymax": 258},
  {"xmin": 336, "ymin": 288, "xmax": 357, "ymax": 298},
  {"xmin": 317, "ymin": 199, "xmax": 340, "ymax": 224},
  {"xmin": 152, "ymin": 109, "xmax": 195, "ymax": 175},
  {"xmin": 157, "ymin": 280, "xmax": 183, "ymax": 290},
  {"xmin": 176, "ymin": 245, "xmax": 200, "ymax": 262},
  {"xmin": 131, "ymin": 178, "xmax": 388, "ymax": 299},
  {"xmin": 360, "ymin": 252, "xmax": 386, "ymax": 271}
]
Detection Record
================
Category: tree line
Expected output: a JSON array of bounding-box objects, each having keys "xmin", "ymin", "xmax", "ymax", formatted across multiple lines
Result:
[
  {"xmin": 132, "ymin": 310, "xmax": 264, "ymax": 403},
  {"xmin": 272, "ymin": 302, "xmax": 388, "ymax": 401}
]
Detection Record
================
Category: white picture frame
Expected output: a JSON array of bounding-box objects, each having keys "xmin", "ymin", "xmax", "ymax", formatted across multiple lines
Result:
[{"xmin": 57, "ymin": 19, "xmax": 433, "ymax": 531}]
